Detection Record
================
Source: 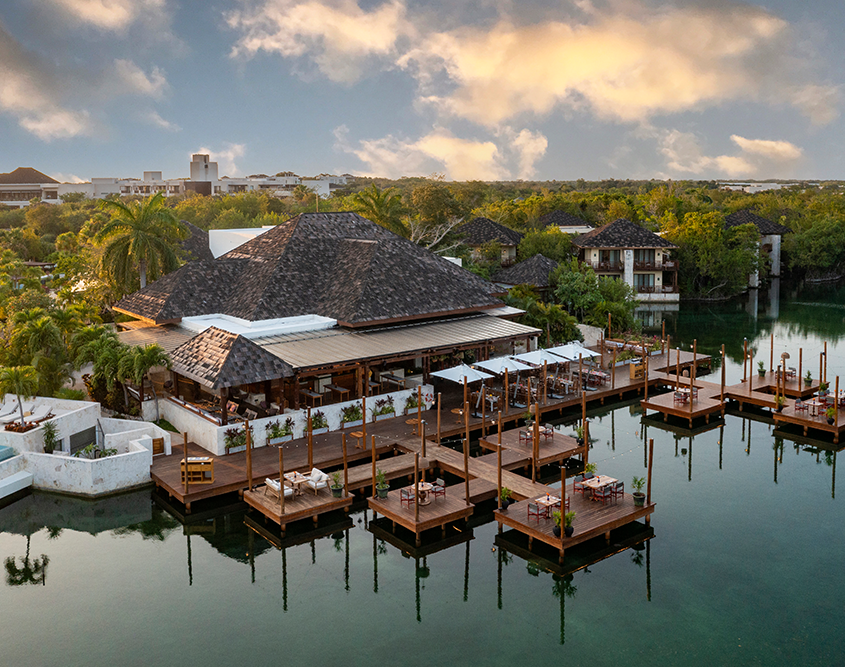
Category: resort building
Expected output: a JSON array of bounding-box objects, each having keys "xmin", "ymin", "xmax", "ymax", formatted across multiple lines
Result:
[
  {"xmin": 491, "ymin": 254, "xmax": 560, "ymax": 299},
  {"xmin": 114, "ymin": 212, "xmax": 540, "ymax": 454},
  {"xmin": 724, "ymin": 209, "xmax": 791, "ymax": 288},
  {"xmin": 459, "ymin": 217, "xmax": 524, "ymax": 266},
  {"xmin": 0, "ymin": 156, "xmax": 347, "ymax": 208},
  {"xmin": 538, "ymin": 210, "xmax": 595, "ymax": 235},
  {"xmin": 572, "ymin": 219, "xmax": 679, "ymax": 302}
]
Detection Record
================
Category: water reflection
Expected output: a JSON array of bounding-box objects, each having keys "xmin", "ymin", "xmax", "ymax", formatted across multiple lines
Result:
[{"xmin": 5, "ymin": 535, "xmax": 49, "ymax": 587}]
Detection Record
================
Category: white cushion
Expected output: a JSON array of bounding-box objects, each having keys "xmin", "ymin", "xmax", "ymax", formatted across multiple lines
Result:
[{"xmin": 266, "ymin": 478, "xmax": 280, "ymax": 491}]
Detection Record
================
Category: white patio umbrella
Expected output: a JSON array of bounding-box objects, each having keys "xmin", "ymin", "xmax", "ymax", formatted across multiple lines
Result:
[
  {"xmin": 475, "ymin": 356, "xmax": 533, "ymax": 409},
  {"xmin": 431, "ymin": 364, "xmax": 494, "ymax": 414},
  {"xmin": 546, "ymin": 342, "xmax": 599, "ymax": 361},
  {"xmin": 512, "ymin": 349, "xmax": 564, "ymax": 366}
]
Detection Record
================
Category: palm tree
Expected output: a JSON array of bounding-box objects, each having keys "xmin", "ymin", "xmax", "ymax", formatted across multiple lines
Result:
[
  {"xmin": 126, "ymin": 344, "xmax": 171, "ymax": 421},
  {"xmin": 95, "ymin": 192, "xmax": 187, "ymax": 292},
  {"xmin": 70, "ymin": 325, "xmax": 118, "ymax": 367},
  {"xmin": 4, "ymin": 535, "xmax": 49, "ymax": 586},
  {"xmin": 21, "ymin": 317, "xmax": 65, "ymax": 360},
  {"xmin": 49, "ymin": 309, "xmax": 81, "ymax": 348},
  {"xmin": 350, "ymin": 184, "xmax": 407, "ymax": 236},
  {"xmin": 0, "ymin": 365, "xmax": 39, "ymax": 426}
]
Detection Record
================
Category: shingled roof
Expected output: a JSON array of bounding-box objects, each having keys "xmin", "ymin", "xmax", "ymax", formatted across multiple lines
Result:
[
  {"xmin": 169, "ymin": 326, "xmax": 293, "ymax": 390},
  {"xmin": 0, "ymin": 167, "xmax": 58, "ymax": 184},
  {"xmin": 725, "ymin": 209, "xmax": 791, "ymax": 236},
  {"xmin": 459, "ymin": 217, "xmax": 524, "ymax": 246},
  {"xmin": 179, "ymin": 221, "xmax": 214, "ymax": 262},
  {"xmin": 114, "ymin": 212, "xmax": 501, "ymax": 326},
  {"xmin": 538, "ymin": 210, "xmax": 593, "ymax": 228},
  {"xmin": 492, "ymin": 254, "xmax": 559, "ymax": 287},
  {"xmin": 572, "ymin": 219, "xmax": 677, "ymax": 249}
]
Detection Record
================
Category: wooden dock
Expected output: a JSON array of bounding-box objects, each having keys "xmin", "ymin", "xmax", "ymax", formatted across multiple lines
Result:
[
  {"xmin": 243, "ymin": 484, "xmax": 354, "ymax": 534},
  {"xmin": 368, "ymin": 489, "xmax": 474, "ymax": 547},
  {"xmin": 495, "ymin": 483, "xmax": 655, "ymax": 563},
  {"xmin": 478, "ymin": 426, "xmax": 584, "ymax": 467}
]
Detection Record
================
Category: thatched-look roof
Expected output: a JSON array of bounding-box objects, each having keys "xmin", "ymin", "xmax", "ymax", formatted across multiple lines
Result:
[
  {"xmin": 573, "ymin": 219, "xmax": 677, "ymax": 249},
  {"xmin": 0, "ymin": 167, "xmax": 58, "ymax": 184},
  {"xmin": 492, "ymin": 254, "xmax": 559, "ymax": 287},
  {"xmin": 169, "ymin": 326, "xmax": 293, "ymax": 390},
  {"xmin": 538, "ymin": 210, "xmax": 592, "ymax": 228},
  {"xmin": 114, "ymin": 212, "xmax": 500, "ymax": 326},
  {"xmin": 459, "ymin": 217, "xmax": 524, "ymax": 246},
  {"xmin": 725, "ymin": 209, "xmax": 791, "ymax": 236}
]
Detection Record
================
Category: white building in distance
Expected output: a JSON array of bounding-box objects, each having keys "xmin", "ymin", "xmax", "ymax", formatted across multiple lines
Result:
[{"xmin": 0, "ymin": 155, "xmax": 347, "ymax": 208}]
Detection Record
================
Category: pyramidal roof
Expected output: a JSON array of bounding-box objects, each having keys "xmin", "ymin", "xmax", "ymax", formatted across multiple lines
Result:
[
  {"xmin": 0, "ymin": 167, "xmax": 58, "ymax": 185},
  {"xmin": 169, "ymin": 326, "xmax": 293, "ymax": 390},
  {"xmin": 538, "ymin": 210, "xmax": 593, "ymax": 228},
  {"xmin": 114, "ymin": 212, "xmax": 501, "ymax": 326},
  {"xmin": 573, "ymin": 219, "xmax": 677, "ymax": 249},
  {"xmin": 492, "ymin": 254, "xmax": 559, "ymax": 287},
  {"xmin": 725, "ymin": 209, "xmax": 791, "ymax": 236},
  {"xmin": 459, "ymin": 217, "xmax": 524, "ymax": 246}
]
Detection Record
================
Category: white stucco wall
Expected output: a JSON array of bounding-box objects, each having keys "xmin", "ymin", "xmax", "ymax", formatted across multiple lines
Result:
[{"xmin": 0, "ymin": 400, "xmax": 100, "ymax": 454}]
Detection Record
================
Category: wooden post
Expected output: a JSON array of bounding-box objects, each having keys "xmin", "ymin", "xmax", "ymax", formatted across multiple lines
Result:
[
  {"xmin": 824, "ymin": 342, "xmax": 828, "ymax": 383},
  {"xmin": 245, "ymin": 420, "xmax": 253, "ymax": 492},
  {"xmin": 342, "ymin": 434, "xmax": 349, "ymax": 498},
  {"xmin": 581, "ymin": 387, "xmax": 586, "ymax": 429},
  {"xmin": 183, "ymin": 431, "xmax": 189, "ymax": 495},
  {"xmin": 542, "ymin": 361, "xmax": 548, "ymax": 405},
  {"xmin": 463, "ymin": 377, "xmax": 468, "ymax": 410},
  {"xmin": 417, "ymin": 385, "xmax": 422, "ymax": 436},
  {"xmin": 414, "ymin": 452, "xmax": 420, "ymax": 523},
  {"xmin": 371, "ymin": 435, "xmax": 377, "ymax": 499},
  {"xmin": 643, "ymin": 351, "xmax": 649, "ymax": 406},
  {"xmin": 421, "ymin": 420, "xmax": 427, "ymax": 460},
  {"xmin": 578, "ymin": 354, "xmax": 583, "ymax": 396},
  {"xmin": 799, "ymin": 348, "xmax": 803, "ymax": 389},
  {"xmin": 436, "ymin": 392, "xmax": 441, "ymax": 444},
  {"xmin": 748, "ymin": 347, "xmax": 753, "ymax": 395},
  {"xmin": 646, "ymin": 437, "xmax": 654, "ymax": 525},
  {"xmin": 463, "ymin": 434, "xmax": 471, "ymax": 506},
  {"xmin": 583, "ymin": 419, "xmax": 590, "ymax": 468},
  {"xmin": 464, "ymin": 400, "xmax": 470, "ymax": 458},
  {"xmin": 279, "ymin": 442, "xmax": 285, "ymax": 515},
  {"xmin": 676, "ymin": 348, "xmax": 680, "ymax": 392},
  {"xmin": 661, "ymin": 321, "xmax": 665, "ymax": 355},
  {"xmin": 362, "ymin": 394, "xmax": 367, "ymax": 453},
  {"xmin": 220, "ymin": 388, "xmax": 228, "ymax": 426},
  {"xmin": 307, "ymin": 406, "xmax": 313, "ymax": 471},
  {"xmin": 481, "ymin": 385, "xmax": 486, "ymax": 437},
  {"xmin": 820, "ymin": 353, "xmax": 824, "ymax": 391},
  {"xmin": 770, "ymin": 332, "xmax": 774, "ymax": 373},
  {"xmin": 743, "ymin": 338, "xmax": 748, "ymax": 382},
  {"xmin": 611, "ymin": 347, "xmax": 617, "ymax": 389},
  {"xmin": 836, "ymin": 376, "xmax": 840, "ymax": 425},
  {"xmin": 720, "ymin": 344, "xmax": 726, "ymax": 407},
  {"xmin": 504, "ymin": 372, "xmax": 509, "ymax": 416},
  {"xmin": 532, "ymin": 403, "xmax": 540, "ymax": 483},
  {"xmin": 607, "ymin": 312, "xmax": 612, "ymax": 338},
  {"xmin": 560, "ymin": 464, "xmax": 566, "ymax": 547},
  {"xmin": 497, "ymin": 411, "xmax": 502, "ymax": 510}
]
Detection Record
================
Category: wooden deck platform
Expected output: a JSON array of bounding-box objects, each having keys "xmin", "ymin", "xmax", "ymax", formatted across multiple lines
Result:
[
  {"xmin": 494, "ymin": 482, "xmax": 655, "ymax": 563},
  {"xmin": 243, "ymin": 483, "xmax": 354, "ymax": 533},
  {"xmin": 368, "ymin": 488, "xmax": 474, "ymax": 546},
  {"xmin": 345, "ymin": 453, "xmax": 432, "ymax": 491},
  {"xmin": 478, "ymin": 426, "xmax": 584, "ymax": 467},
  {"xmin": 368, "ymin": 517, "xmax": 474, "ymax": 558}
]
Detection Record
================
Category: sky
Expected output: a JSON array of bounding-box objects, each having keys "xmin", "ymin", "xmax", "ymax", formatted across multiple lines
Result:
[{"xmin": 1, "ymin": 0, "xmax": 843, "ymax": 182}]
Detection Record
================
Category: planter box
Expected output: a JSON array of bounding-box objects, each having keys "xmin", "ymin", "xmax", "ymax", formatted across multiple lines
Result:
[
  {"xmin": 373, "ymin": 412, "xmax": 395, "ymax": 422},
  {"xmin": 405, "ymin": 407, "xmax": 421, "ymax": 416},
  {"xmin": 310, "ymin": 427, "xmax": 329, "ymax": 435},
  {"xmin": 226, "ymin": 444, "xmax": 246, "ymax": 455},
  {"xmin": 342, "ymin": 419, "xmax": 364, "ymax": 429},
  {"xmin": 267, "ymin": 435, "xmax": 293, "ymax": 445}
]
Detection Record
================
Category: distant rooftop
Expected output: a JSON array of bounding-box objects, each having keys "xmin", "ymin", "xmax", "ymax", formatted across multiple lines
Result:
[{"xmin": 0, "ymin": 167, "xmax": 58, "ymax": 185}]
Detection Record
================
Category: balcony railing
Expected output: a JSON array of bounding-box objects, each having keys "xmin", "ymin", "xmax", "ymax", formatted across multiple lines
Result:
[
  {"xmin": 591, "ymin": 261, "xmax": 624, "ymax": 272},
  {"xmin": 661, "ymin": 260, "xmax": 678, "ymax": 270},
  {"xmin": 633, "ymin": 260, "xmax": 659, "ymax": 271},
  {"xmin": 636, "ymin": 285, "xmax": 679, "ymax": 294}
]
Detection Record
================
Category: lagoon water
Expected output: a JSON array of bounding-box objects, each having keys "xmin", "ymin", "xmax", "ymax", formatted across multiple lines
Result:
[{"xmin": 2, "ymin": 278, "xmax": 845, "ymax": 666}]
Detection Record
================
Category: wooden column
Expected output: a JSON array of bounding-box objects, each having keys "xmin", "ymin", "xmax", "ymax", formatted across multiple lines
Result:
[
  {"xmin": 820, "ymin": 353, "xmax": 824, "ymax": 390},
  {"xmin": 799, "ymin": 348, "xmax": 803, "ymax": 388},
  {"xmin": 278, "ymin": 442, "xmax": 285, "ymax": 516},
  {"xmin": 263, "ymin": 379, "xmax": 272, "ymax": 408},
  {"xmin": 646, "ymin": 437, "xmax": 654, "ymax": 525},
  {"xmin": 542, "ymin": 361, "xmax": 548, "ymax": 405},
  {"xmin": 560, "ymin": 464, "xmax": 567, "ymax": 551},
  {"xmin": 578, "ymin": 354, "xmax": 583, "ymax": 397},
  {"xmin": 720, "ymin": 344, "xmax": 726, "ymax": 410},
  {"xmin": 463, "ymin": 433, "xmax": 471, "ymax": 506},
  {"xmin": 836, "ymin": 376, "xmax": 840, "ymax": 425},
  {"xmin": 583, "ymin": 419, "xmax": 590, "ymax": 468},
  {"xmin": 743, "ymin": 339, "xmax": 748, "ymax": 382},
  {"xmin": 463, "ymin": 377, "xmax": 468, "ymax": 409},
  {"xmin": 183, "ymin": 431, "xmax": 189, "ymax": 495},
  {"xmin": 532, "ymin": 403, "xmax": 540, "ymax": 483},
  {"xmin": 293, "ymin": 373, "xmax": 300, "ymax": 410},
  {"xmin": 362, "ymin": 394, "xmax": 367, "ymax": 453},
  {"xmin": 245, "ymin": 420, "xmax": 253, "ymax": 492},
  {"xmin": 307, "ymin": 407, "xmax": 313, "ymax": 471},
  {"xmin": 481, "ymin": 386, "xmax": 486, "ymax": 437},
  {"xmin": 220, "ymin": 387, "xmax": 228, "ymax": 426},
  {"xmin": 611, "ymin": 348, "xmax": 617, "ymax": 390},
  {"xmin": 464, "ymin": 400, "xmax": 470, "ymax": 458},
  {"xmin": 414, "ymin": 453, "xmax": 420, "ymax": 523},
  {"xmin": 504, "ymin": 372, "xmax": 509, "ymax": 416},
  {"xmin": 770, "ymin": 333, "xmax": 774, "ymax": 373},
  {"xmin": 364, "ymin": 363, "xmax": 370, "ymax": 397},
  {"xmin": 342, "ymin": 434, "xmax": 349, "ymax": 498},
  {"xmin": 661, "ymin": 321, "xmax": 665, "ymax": 355},
  {"xmin": 643, "ymin": 351, "xmax": 649, "ymax": 409},
  {"xmin": 436, "ymin": 392, "xmax": 441, "ymax": 444},
  {"xmin": 676, "ymin": 348, "xmax": 680, "ymax": 391},
  {"xmin": 825, "ymin": 342, "xmax": 828, "ymax": 383},
  {"xmin": 497, "ymin": 412, "xmax": 502, "ymax": 510}
]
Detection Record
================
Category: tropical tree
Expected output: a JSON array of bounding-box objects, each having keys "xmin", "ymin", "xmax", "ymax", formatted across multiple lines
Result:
[
  {"xmin": 70, "ymin": 325, "xmax": 118, "ymax": 366},
  {"xmin": 94, "ymin": 192, "xmax": 187, "ymax": 293},
  {"xmin": 0, "ymin": 365, "xmax": 39, "ymax": 426},
  {"xmin": 4, "ymin": 536, "xmax": 49, "ymax": 586},
  {"xmin": 350, "ymin": 184, "xmax": 407, "ymax": 236},
  {"xmin": 126, "ymin": 344, "xmax": 171, "ymax": 421}
]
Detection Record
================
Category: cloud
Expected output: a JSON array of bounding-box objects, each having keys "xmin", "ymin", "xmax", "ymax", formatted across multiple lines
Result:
[
  {"xmin": 659, "ymin": 130, "xmax": 802, "ymax": 178},
  {"xmin": 335, "ymin": 124, "xmax": 549, "ymax": 180},
  {"xmin": 142, "ymin": 110, "xmax": 180, "ymax": 132},
  {"xmin": 226, "ymin": 0, "xmax": 408, "ymax": 83},
  {"xmin": 43, "ymin": 0, "xmax": 166, "ymax": 31},
  {"xmin": 0, "ymin": 23, "xmax": 93, "ymax": 140},
  {"xmin": 112, "ymin": 60, "xmax": 169, "ymax": 99},
  {"xmin": 50, "ymin": 173, "xmax": 87, "ymax": 184},
  {"xmin": 195, "ymin": 143, "xmax": 247, "ymax": 177}
]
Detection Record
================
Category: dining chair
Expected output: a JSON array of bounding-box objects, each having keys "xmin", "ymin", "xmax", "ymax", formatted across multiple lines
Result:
[
  {"xmin": 594, "ymin": 484, "xmax": 613, "ymax": 505},
  {"xmin": 400, "ymin": 488, "xmax": 415, "ymax": 506},
  {"xmin": 611, "ymin": 481, "xmax": 624, "ymax": 502},
  {"xmin": 431, "ymin": 478, "xmax": 446, "ymax": 499},
  {"xmin": 573, "ymin": 475, "xmax": 585, "ymax": 494},
  {"xmin": 795, "ymin": 399, "xmax": 808, "ymax": 414},
  {"xmin": 527, "ymin": 502, "xmax": 544, "ymax": 521}
]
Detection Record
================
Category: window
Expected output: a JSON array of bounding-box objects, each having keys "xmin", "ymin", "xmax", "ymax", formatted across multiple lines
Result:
[{"xmin": 633, "ymin": 273, "xmax": 655, "ymax": 289}]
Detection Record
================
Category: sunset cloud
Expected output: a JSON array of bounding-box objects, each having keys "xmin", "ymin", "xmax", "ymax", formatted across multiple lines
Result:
[{"xmin": 43, "ymin": 0, "xmax": 167, "ymax": 31}]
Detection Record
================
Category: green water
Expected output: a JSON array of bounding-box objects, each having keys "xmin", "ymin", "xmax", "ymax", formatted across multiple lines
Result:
[{"xmin": 3, "ymin": 279, "xmax": 845, "ymax": 666}]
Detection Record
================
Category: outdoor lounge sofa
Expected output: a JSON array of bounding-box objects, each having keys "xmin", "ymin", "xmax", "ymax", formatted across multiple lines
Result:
[{"xmin": 305, "ymin": 468, "xmax": 330, "ymax": 494}]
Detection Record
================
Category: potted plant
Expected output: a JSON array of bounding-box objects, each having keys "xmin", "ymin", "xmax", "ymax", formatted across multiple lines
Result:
[
  {"xmin": 224, "ymin": 425, "xmax": 251, "ymax": 453},
  {"xmin": 371, "ymin": 396, "xmax": 395, "ymax": 422},
  {"xmin": 340, "ymin": 402, "xmax": 364, "ymax": 428},
  {"xmin": 310, "ymin": 410, "xmax": 329, "ymax": 434},
  {"xmin": 564, "ymin": 511, "xmax": 576, "ymax": 537},
  {"xmin": 552, "ymin": 510, "xmax": 562, "ymax": 537},
  {"xmin": 573, "ymin": 425, "xmax": 584, "ymax": 446},
  {"xmin": 757, "ymin": 361, "xmax": 766, "ymax": 378},
  {"xmin": 266, "ymin": 416, "xmax": 295, "ymax": 444},
  {"xmin": 499, "ymin": 486, "xmax": 513, "ymax": 510},
  {"xmin": 632, "ymin": 476, "xmax": 646, "ymax": 507},
  {"xmin": 819, "ymin": 381, "xmax": 829, "ymax": 396},
  {"xmin": 805, "ymin": 370, "xmax": 812, "ymax": 386},
  {"xmin": 775, "ymin": 395, "xmax": 785, "ymax": 412},
  {"xmin": 404, "ymin": 393, "xmax": 420, "ymax": 415},
  {"xmin": 375, "ymin": 468, "xmax": 389, "ymax": 498},
  {"xmin": 827, "ymin": 406, "xmax": 836, "ymax": 425},
  {"xmin": 42, "ymin": 421, "xmax": 59, "ymax": 454},
  {"xmin": 583, "ymin": 462, "xmax": 597, "ymax": 478},
  {"xmin": 330, "ymin": 471, "xmax": 344, "ymax": 497}
]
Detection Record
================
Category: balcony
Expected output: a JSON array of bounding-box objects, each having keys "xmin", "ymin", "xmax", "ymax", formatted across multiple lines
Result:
[
  {"xmin": 633, "ymin": 260, "xmax": 659, "ymax": 271},
  {"xmin": 592, "ymin": 261, "xmax": 624, "ymax": 272},
  {"xmin": 636, "ymin": 285, "xmax": 679, "ymax": 294},
  {"xmin": 661, "ymin": 260, "xmax": 678, "ymax": 270}
]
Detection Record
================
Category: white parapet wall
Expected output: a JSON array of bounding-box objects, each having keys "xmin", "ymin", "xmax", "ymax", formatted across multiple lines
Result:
[{"xmin": 160, "ymin": 385, "xmax": 435, "ymax": 456}]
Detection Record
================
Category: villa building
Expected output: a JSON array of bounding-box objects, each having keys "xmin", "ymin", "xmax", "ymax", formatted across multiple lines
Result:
[
  {"xmin": 538, "ymin": 210, "xmax": 594, "ymax": 235},
  {"xmin": 459, "ymin": 217, "xmax": 524, "ymax": 266},
  {"xmin": 491, "ymin": 254, "xmax": 560, "ymax": 299},
  {"xmin": 572, "ymin": 219, "xmax": 679, "ymax": 302},
  {"xmin": 724, "ymin": 209, "xmax": 791, "ymax": 288},
  {"xmin": 114, "ymin": 212, "xmax": 540, "ymax": 454}
]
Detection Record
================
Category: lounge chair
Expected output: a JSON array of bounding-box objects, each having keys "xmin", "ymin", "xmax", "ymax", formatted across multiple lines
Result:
[
  {"xmin": 305, "ymin": 468, "xmax": 330, "ymax": 494},
  {"xmin": 0, "ymin": 402, "xmax": 33, "ymax": 425},
  {"xmin": 264, "ymin": 478, "xmax": 294, "ymax": 501},
  {"xmin": 28, "ymin": 405, "xmax": 53, "ymax": 424}
]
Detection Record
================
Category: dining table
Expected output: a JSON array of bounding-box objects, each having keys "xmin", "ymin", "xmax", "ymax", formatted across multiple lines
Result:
[
  {"xmin": 415, "ymin": 481, "xmax": 433, "ymax": 505},
  {"xmin": 581, "ymin": 475, "xmax": 618, "ymax": 499},
  {"xmin": 535, "ymin": 494, "xmax": 561, "ymax": 518}
]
